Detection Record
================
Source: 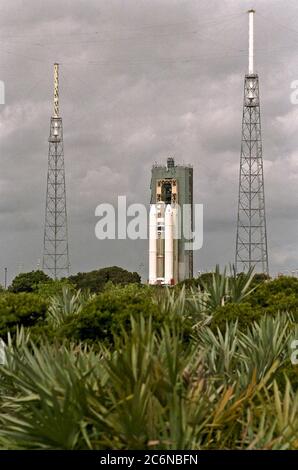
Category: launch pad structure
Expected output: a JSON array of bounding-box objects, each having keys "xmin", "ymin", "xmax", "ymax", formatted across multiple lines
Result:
[{"xmin": 149, "ymin": 157, "xmax": 193, "ymax": 285}]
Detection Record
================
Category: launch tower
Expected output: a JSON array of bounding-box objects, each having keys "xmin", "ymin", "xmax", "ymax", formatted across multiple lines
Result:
[
  {"xmin": 149, "ymin": 157, "xmax": 193, "ymax": 285},
  {"xmin": 235, "ymin": 10, "xmax": 269, "ymax": 275},
  {"xmin": 42, "ymin": 63, "xmax": 70, "ymax": 278}
]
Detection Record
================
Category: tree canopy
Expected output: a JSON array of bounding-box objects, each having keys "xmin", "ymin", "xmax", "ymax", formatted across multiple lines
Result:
[
  {"xmin": 9, "ymin": 270, "xmax": 51, "ymax": 293},
  {"xmin": 68, "ymin": 266, "xmax": 141, "ymax": 293}
]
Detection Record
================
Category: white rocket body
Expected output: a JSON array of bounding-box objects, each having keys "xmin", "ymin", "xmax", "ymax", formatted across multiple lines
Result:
[
  {"xmin": 149, "ymin": 202, "xmax": 178, "ymax": 286},
  {"xmin": 156, "ymin": 202, "xmax": 165, "ymax": 284},
  {"xmin": 149, "ymin": 204, "xmax": 157, "ymax": 284},
  {"xmin": 164, "ymin": 204, "xmax": 174, "ymax": 284}
]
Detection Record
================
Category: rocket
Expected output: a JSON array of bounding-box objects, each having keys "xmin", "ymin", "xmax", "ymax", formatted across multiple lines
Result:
[
  {"xmin": 164, "ymin": 204, "xmax": 174, "ymax": 285},
  {"xmin": 149, "ymin": 203, "xmax": 176, "ymax": 285},
  {"xmin": 149, "ymin": 204, "xmax": 157, "ymax": 284}
]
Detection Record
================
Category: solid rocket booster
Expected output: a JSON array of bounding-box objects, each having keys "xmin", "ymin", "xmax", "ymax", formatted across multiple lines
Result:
[
  {"xmin": 156, "ymin": 203, "xmax": 165, "ymax": 282},
  {"xmin": 172, "ymin": 204, "xmax": 178, "ymax": 282},
  {"xmin": 164, "ymin": 204, "xmax": 174, "ymax": 284},
  {"xmin": 149, "ymin": 204, "xmax": 157, "ymax": 284}
]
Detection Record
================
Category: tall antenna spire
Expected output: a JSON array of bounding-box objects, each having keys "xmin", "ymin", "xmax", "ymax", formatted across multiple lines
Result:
[
  {"xmin": 53, "ymin": 62, "xmax": 59, "ymax": 118},
  {"xmin": 235, "ymin": 10, "xmax": 269, "ymax": 276},
  {"xmin": 248, "ymin": 9, "xmax": 255, "ymax": 74},
  {"xmin": 43, "ymin": 63, "xmax": 70, "ymax": 279}
]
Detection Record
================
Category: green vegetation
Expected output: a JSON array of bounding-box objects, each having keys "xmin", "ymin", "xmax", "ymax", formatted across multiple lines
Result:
[
  {"xmin": 36, "ymin": 278, "xmax": 75, "ymax": 299},
  {"xmin": 209, "ymin": 272, "xmax": 298, "ymax": 329},
  {"xmin": 0, "ymin": 292, "xmax": 48, "ymax": 337},
  {"xmin": 8, "ymin": 270, "xmax": 50, "ymax": 293},
  {"xmin": 68, "ymin": 266, "xmax": 141, "ymax": 293},
  {"xmin": 59, "ymin": 284, "xmax": 162, "ymax": 345},
  {"xmin": 0, "ymin": 265, "xmax": 298, "ymax": 449}
]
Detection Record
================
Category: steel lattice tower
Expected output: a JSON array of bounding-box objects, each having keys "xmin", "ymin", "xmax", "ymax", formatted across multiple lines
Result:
[
  {"xmin": 42, "ymin": 63, "xmax": 70, "ymax": 278},
  {"xmin": 235, "ymin": 10, "xmax": 269, "ymax": 275}
]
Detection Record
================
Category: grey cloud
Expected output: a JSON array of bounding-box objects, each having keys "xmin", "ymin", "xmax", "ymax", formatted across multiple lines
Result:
[{"xmin": 1, "ymin": 0, "xmax": 298, "ymax": 282}]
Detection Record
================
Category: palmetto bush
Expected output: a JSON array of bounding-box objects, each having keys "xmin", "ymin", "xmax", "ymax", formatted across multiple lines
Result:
[
  {"xmin": 195, "ymin": 314, "xmax": 294, "ymax": 389},
  {"xmin": 0, "ymin": 308, "xmax": 297, "ymax": 450},
  {"xmin": 47, "ymin": 286, "xmax": 94, "ymax": 328},
  {"xmin": 192, "ymin": 265, "xmax": 256, "ymax": 312}
]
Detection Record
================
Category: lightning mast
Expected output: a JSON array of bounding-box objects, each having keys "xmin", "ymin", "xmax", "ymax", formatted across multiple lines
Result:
[
  {"xmin": 235, "ymin": 10, "xmax": 269, "ymax": 275},
  {"xmin": 42, "ymin": 63, "xmax": 70, "ymax": 278}
]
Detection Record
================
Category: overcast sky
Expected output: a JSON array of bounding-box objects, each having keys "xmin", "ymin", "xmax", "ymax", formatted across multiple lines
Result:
[{"xmin": 1, "ymin": 0, "xmax": 298, "ymax": 283}]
